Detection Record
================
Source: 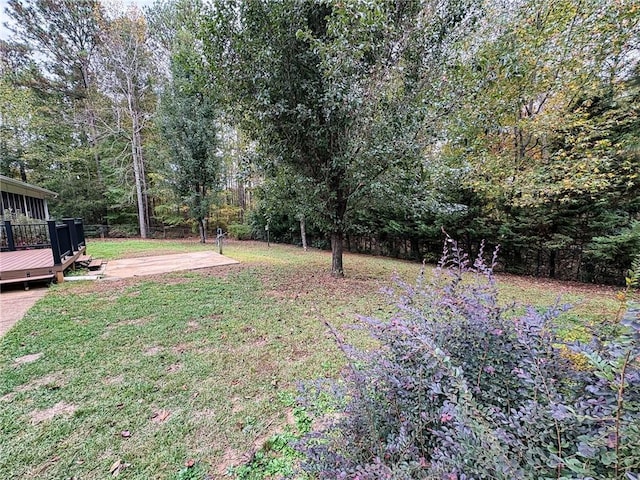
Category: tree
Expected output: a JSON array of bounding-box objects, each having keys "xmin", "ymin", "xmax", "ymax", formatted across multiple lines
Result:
[
  {"xmin": 439, "ymin": 0, "xmax": 640, "ymax": 279},
  {"xmin": 3, "ymin": 0, "xmax": 109, "ymax": 222},
  {"xmin": 157, "ymin": 19, "xmax": 221, "ymax": 243},
  {"xmin": 98, "ymin": 7, "xmax": 156, "ymax": 238},
  {"xmin": 205, "ymin": 0, "xmax": 470, "ymax": 276},
  {"xmin": 0, "ymin": 43, "xmax": 33, "ymax": 181}
]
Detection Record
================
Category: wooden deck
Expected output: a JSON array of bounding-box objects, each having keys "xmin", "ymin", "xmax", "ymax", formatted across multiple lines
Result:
[{"xmin": 0, "ymin": 247, "xmax": 86, "ymax": 287}]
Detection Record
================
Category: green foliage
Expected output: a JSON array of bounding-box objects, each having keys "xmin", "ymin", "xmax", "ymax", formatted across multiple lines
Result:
[
  {"xmin": 227, "ymin": 223, "xmax": 253, "ymax": 240},
  {"xmin": 173, "ymin": 463, "xmax": 206, "ymax": 480},
  {"xmin": 230, "ymin": 397, "xmax": 313, "ymax": 480},
  {"xmin": 298, "ymin": 240, "xmax": 640, "ymax": 478},
  {"xmin": 203, "ymin": 0, "xmax": 458, "ymax": 275},
  {"xmin": 157, "ymin": 4, "xmax": 222, "ymax": 243},
  {"xmin": 2, "ymin": 0, "xmax": 639, "ymax": 282}
]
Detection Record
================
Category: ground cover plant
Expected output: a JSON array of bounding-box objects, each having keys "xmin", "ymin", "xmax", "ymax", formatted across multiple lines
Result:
[
  {"xmin": 296, "ymin": 240, "xmax": 640, "ymax": 479},
  {"xmin": 0, "ymin": 239, "xmax": 624, "ymax": 479}
]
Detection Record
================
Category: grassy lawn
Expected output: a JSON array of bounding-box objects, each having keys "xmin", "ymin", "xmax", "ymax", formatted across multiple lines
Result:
[{"xmin": 0, "ymin": 239, "xmax": 621, "ymax": 479}]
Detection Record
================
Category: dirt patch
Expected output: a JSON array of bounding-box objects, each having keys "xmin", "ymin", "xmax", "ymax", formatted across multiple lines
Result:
[
  {"xmin": 150, "ymin": 409, "xmax": 171, "ymax": 423},
  {"xmin": 68, "ymin": 279, "xmax": 129, "ymax": 296},
  {"xmin": 14, "ymin": 352, "xmax": 43, "ymax": 365},
  {"xmin": 171, "ymin": 343, "xmax": 193, "ymax": 355},
  {"xmin": 193, "ymin": 408, "xmax": 216, "ymax": 421},
  {"xmin": 253, "ymin": 337, "xmax": 268, "ymax": 348},
  {"xmin": 26, "ymin": 455, "xmax": 61, "ymax": 477},
  {"xmin": 262, "ymin": 268, "xmax": 381, "ymax": 302},
  {"xmin": 218, "ymin": 408, "xmax": 298, "ymax": 475},
  {"xmin": 216, "ymin": 447, "xmax": 246, "ymax": 476},
  {"xmin": 231, "ymin": 397, "xmax": 243, "ymax": 414},
  {"xmin": 185, "ymin": 320, "xmax": 201, "ymax": 333},
  {"xmin": 289, "ymin": 347, "xmax": 309, "ymax": 361},
  {"xmin": 1, "ymin": 392, "xmax": 16, "ymax": 402},
  {"xmin": 144, "ymin": 346, "xmax": 162, "ymax": 356},
  {"xmin": 166, "ymin": 363, "xmax": 181, "ymax": 373},
  {"xmin": 103, "ymin": 374, "xmax": 124, "ymax": 385},
  {"xmin": 15, "ymin": 372, "xmax": 66, "ymax": 393},
  {"xmin": 30, "ymin": 402, "xmax": 77, "ymax": 424}
]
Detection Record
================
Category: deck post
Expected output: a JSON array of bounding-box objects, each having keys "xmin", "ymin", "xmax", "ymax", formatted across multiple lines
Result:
[
  {"xmin": 47, "ymin": 220, "xmax": 62, "ymax": 265},
  {"xmin": 75, "ymin": 219, "xmax": 85, "ymax": 247},
  {"xmin": 64, "ymin": 218, "xmax": 79, "ymax": 251},
  {"xmin": 4, "ymin": 220, "xmax": 15, "ymax": 251}
]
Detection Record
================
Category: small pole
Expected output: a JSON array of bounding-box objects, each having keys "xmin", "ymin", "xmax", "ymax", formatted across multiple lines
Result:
[
  {"xmin": 265, "ymin": 224, "xmax": 270, "ymax": 247},
  {"xmin": 217, "ymin": 227, "xmax": 223, "ymax": 254}
]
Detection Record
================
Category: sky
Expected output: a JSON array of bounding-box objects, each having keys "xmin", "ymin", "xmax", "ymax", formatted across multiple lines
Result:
[{"xmin": 0, "ymin": 0, "xmax": 157, "ymax": 41}]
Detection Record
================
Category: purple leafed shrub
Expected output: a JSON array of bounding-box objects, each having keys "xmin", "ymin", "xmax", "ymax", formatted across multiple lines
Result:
[{"xmin": 297, "ymin": 239, "xmax": 640, "ymax": 479}]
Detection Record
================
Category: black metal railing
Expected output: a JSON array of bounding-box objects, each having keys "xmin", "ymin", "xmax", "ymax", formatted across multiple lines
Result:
[
  {"xmin": 2, "ymin": 218, "xmax": 86, "ymax": 265},
  {"xmin": 1, "ymin": 221, "xmax": 49, "ymax": 251}
]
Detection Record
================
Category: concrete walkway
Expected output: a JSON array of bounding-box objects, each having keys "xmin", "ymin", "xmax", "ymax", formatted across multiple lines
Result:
[
  {"xmin": 0, "ymin": 251, "xmax": 239, "ymax": 337},
  {"xmin": 0, "ymin": 288, "xmax": 49, "ymax": 337}
]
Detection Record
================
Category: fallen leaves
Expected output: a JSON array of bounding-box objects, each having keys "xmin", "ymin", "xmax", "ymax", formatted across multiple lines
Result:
[
  {"xmin": 151, "ymin": 409, "xmax": 171, "ymax": 423},
  {"xmin": 109, "ymin": 459, "xmax": 131, "ymax": 476}
]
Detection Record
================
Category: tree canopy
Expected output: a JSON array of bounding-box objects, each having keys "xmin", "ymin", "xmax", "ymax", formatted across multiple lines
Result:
[{"xmin": 1, "ymin": 0, "xmax": 638, "ymax": 282}]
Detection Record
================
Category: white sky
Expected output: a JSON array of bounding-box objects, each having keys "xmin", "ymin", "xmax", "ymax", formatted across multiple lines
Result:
[{"xmin": 0, "ymin": 0, "xmax": 157, "ymax": 41}]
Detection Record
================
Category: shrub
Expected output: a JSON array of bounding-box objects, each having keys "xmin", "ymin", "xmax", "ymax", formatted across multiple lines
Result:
[
  {"xmin": 228, "ymin": 223, "xmax": 253, "ymax": 240},
  {"xmin": 297, "ymin": 239, "xmax": 640, "ymax": 479}
]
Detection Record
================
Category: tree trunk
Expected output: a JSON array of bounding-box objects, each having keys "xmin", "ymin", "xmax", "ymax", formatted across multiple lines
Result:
[
  {"xmin": 300, "ymin": 215, "xmax": 307, "ymax": 251},
  {"xmin": 331, "ymin": 232, "xmax": 344, "ymax": 278},
  {"xmin": 198, "ymin": 218, "xmax": 206, "ymax": 243},
  {"xmin": 131, "ymin": 118, "xmax": 147, "ymax": 239},
  {"xmin": 127, "ymin": 76, "xmax": 147, "ymax": 239}
]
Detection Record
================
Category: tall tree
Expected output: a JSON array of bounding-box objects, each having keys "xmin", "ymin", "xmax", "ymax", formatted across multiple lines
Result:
[
  {"xmin": 156, "ymin": 1, "xmax": 221, "ymax": 244},
  {"xmin": 441, "ymin": 0, "xmax": 640, "ymax": 279},
  {"xmin": 6, "ymin": 0, "xmax": 105, "ymax": 176},
  {"xmin": 98, "ymin": 7, "xmax": 156, "ymax": 238},
  {"xmin": 0, "ymin": 42, "xmax": 34, "ymax": 181},
  {"xmin": 205, "ymin": 0, "xmax": 470, "ymax": 276}
]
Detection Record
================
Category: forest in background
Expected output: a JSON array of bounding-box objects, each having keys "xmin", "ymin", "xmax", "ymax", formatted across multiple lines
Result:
[{"xmin": 0, "ymin": 0, "xmax": 638, "ymax": 283}]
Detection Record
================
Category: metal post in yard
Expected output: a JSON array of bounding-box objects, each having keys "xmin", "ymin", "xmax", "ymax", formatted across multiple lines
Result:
[
  {"xmin": 217, "ymin": 227, "xmax": 224, "ymax": 255},
  {"xmin": 265, "ymin": 224, "xmax": 270, "ymax": 247}
]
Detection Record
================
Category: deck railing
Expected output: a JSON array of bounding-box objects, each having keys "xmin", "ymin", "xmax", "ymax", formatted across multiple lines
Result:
[{"xmin": 1, "ymin": 218, "xmax": 86, "ymax": 265}]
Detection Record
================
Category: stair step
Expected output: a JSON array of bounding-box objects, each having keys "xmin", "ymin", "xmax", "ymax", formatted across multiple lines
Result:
[{"xmin": 87, "ymin": 259, "xmax": 105, "ymax": 270}]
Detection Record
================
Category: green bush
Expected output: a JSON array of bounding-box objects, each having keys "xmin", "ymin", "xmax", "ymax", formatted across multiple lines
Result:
[
  {"xmin": 298, "ymin": 240, "xmax": 640, "ymax": 479},
  {"xmin": 227, "ymin": 223, "xmax": 253, "ymax": 240}
]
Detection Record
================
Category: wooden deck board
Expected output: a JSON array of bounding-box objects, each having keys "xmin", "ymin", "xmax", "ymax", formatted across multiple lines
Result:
[{"xmin": 0, "ymin": 247, "xmax": 86, "ymax": 284}]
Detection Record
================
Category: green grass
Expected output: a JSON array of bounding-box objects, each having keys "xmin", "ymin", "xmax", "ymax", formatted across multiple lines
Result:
[
  {"xmin": 86, "ymin": 238, "xmax": 214, "ymax": 260},
  {"xmin": 0, "ymin": 239, "xmax": 621, "ymax": 479}
]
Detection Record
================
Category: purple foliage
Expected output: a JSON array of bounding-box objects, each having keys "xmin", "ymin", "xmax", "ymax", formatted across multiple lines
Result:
[{"xmin": 297, "ymin": 238, "xmax": 640, "ymax": 479}]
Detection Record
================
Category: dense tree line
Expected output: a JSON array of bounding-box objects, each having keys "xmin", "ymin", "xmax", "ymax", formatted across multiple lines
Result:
[{"xmin": 1, "ymin": 0, "xmax": 638, "ymax": 282}]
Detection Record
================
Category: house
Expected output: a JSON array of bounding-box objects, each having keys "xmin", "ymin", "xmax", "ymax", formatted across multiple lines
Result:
[
  {"xmin": 0, "ymin": 174, "xmax": 57, "ymax": 221},
  {"xmin": 0, "ymin": 176, "xmax": 87, "ymax": 288}
]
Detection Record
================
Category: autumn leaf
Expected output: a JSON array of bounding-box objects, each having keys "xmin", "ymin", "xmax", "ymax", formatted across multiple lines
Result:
[
  {"xmin": 109, "ymin": 459, "xmax": 131, "ymax": 476},
  {"xmin": 110, "ymin": 460, "xmax": 121, "ymax": 476},
  {"xmin": 152, "ymin": 409, "xmax": 171, "ymax": 423}
]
